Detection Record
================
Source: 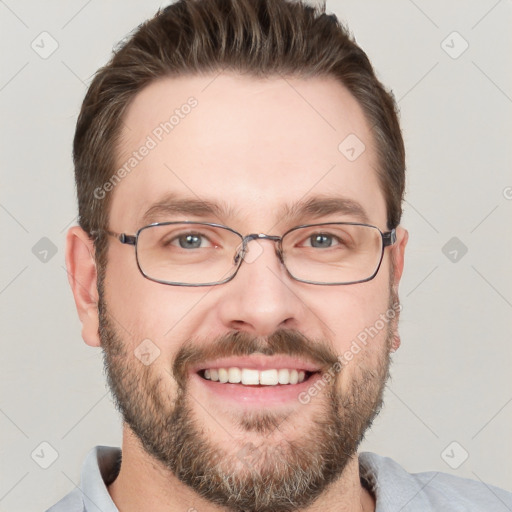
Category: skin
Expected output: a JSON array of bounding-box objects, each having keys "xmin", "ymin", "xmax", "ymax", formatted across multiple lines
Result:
[{"xmin": 67, "ymin": 73, "xmax": 408, "ymax": 512}]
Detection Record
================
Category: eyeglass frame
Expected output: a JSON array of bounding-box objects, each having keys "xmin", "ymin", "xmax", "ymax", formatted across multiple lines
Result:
[{"xmin": 95, "ymin": 221, "xmax": 397, "ymax": 287}]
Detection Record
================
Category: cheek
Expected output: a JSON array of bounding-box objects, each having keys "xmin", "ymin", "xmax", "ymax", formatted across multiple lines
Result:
[
  {"xmin": 297, "ymin": 274, "xmax": 393, "ymax": 402},
  {"xmin": 305, "ymin": 271, "xmax": 392, "ymax": 356},
  {"xmin": 103, "ymin": 246, "xmax": 207, "ymax": 350},
  {"xmin": 334, "ymin": 286, "xmax": 392, "ymax": 391}
]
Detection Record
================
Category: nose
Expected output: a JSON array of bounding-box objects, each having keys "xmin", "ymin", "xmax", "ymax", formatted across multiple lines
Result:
[{"xmin": 215, "ymin": 238, "xmax": 304, "ymax": 336}]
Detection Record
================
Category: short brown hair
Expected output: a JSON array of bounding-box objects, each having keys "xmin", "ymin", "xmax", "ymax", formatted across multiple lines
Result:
[{"xmin": 74, "ymin": 0, "xmax": 405, "ymax": 271}]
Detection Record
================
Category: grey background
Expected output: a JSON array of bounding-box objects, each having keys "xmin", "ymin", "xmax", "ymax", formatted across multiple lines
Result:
[{"xmin": 1, "ymin": 1, "xmax": 511, "ymax": 510}]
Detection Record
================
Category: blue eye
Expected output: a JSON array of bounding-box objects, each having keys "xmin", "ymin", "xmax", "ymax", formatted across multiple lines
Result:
[
  {"xmin": 158, "ymin": 227, "xmax": 224, "ymax": 251},
  {"xmin": 177, "ymin": 233, "xmax": 204, "ymax": 249},
  {"xmin": 309, "ymin": 234, "xmax": 336, "ymax": 248},
  {"xmin": 304, "ymin": 233, "xmax": 344, "ymax": 249}
]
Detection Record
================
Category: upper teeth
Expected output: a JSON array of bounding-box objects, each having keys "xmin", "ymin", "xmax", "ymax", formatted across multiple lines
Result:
[{"xmin": 203, "ymin": 368, "xmax": 307, "ymax": 385}]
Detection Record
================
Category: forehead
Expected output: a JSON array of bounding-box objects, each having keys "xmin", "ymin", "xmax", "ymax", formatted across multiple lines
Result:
[{"xmin": 110, "ymin": 73, "xmax": 386, "ymax": 231}]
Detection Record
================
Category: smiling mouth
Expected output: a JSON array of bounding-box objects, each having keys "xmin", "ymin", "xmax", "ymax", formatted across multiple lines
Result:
[{"xmin": 197, "ymin": 368, "xmax": 318, "ymax": 386}]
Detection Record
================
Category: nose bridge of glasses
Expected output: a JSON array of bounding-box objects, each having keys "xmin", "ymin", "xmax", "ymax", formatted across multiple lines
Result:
[{"xmin": 234, "ymin": 233, "xmax": 283, "ymax": 265}]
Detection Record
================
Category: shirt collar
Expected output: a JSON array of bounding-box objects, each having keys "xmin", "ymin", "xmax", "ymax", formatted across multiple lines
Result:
[{"xmin": 80, "ymin": 446, "xmax": 121, "ymax": 511}]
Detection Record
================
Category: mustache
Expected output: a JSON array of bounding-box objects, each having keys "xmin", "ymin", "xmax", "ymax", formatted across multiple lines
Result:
[{"xmin": 172, "ymin": 329, "xmax": 339, "ymax": 389}]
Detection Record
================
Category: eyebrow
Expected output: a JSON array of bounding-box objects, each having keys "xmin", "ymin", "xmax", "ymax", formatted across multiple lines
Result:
[
  {"xmin": 141, "ymin": 194, "xmax": 234, "ymax": 226},
  {"xmin": 279, "ymin": 196, "xmax": 370, "ymax": 225},
  {"xmin": 140, "ymin": 194, "xmax": 370, "ymax": 227}
]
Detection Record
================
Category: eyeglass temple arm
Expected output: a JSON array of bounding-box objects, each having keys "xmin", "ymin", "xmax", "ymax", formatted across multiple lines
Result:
[
  {"xmin": 382, "ymin": 228, "xmax": 397, "ymax": 247},
  {"xmin": 91, "ymin": 229, "xmax": 137, "ymax": 246}
]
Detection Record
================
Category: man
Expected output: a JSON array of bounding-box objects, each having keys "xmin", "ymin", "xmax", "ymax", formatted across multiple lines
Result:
[{"xmin": 48, "ymin": 0, "xmax": 512, "ymax": 511}]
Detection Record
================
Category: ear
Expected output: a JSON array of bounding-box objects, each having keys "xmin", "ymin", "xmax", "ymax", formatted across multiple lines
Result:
[
  {"xmin": 390, "ymin": 225, "xmax": 408, "ymax": 352},
  {"xmin": 391, "ymin": 225, "xmax": 408, "ymax": 293},
  {"xmin": 65, "ymin": 226, "xmax": 101, "ymax": 347}
]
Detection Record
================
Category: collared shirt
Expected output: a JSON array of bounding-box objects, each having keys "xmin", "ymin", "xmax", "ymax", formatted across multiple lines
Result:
[{"xmin": 46, "ymin": 445, "xmax": 512, "ymax": 511}]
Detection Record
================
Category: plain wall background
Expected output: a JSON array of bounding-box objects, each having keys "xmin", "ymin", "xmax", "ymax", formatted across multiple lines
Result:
[{"xmin": 1, "ymin": 1, "xmax": 511, "ymax": 510}]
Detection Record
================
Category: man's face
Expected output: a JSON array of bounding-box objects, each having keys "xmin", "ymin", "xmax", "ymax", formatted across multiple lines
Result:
[{"xmin": 97, "ymin": 74, "xmax": 406, "ymax": 511}]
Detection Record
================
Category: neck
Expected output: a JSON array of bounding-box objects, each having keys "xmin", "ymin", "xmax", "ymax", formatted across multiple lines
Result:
[{"xmin": 108, "ymin": 426, "xmax": 375, "ymax": 512}]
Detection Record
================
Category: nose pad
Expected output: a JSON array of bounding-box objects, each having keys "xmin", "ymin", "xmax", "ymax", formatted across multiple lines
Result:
[
  {"xmin": 233, "ymin": 235, "xmax": 262, "ymax": 266},
  {"xmin": 233, "ymin": 238, "xmax": 252, "ymax": 266},
  {"xmin": 233, "ymin": 244, "xmax": 245, "ymax": 266},
  {"xmin": 275, "ymin": 246, "xmax": 284, "ymax": 265},
  {"xmin": 241, "ymin": 239, "xmax": 265, "ymax": 264},
  {"xmin": 234, "ymin": 236, "xmax": 284, "ymax": 267}
]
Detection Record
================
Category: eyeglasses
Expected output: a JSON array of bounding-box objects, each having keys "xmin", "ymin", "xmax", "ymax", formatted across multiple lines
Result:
[{"xmin": 98, "ymin": 221, "xmax": 396, "ymax": 287}]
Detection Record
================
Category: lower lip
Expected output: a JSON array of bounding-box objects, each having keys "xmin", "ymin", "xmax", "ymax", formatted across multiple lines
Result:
[{"xmin": 190, "ymin": 371, "xmax": 323, "ymax": 406}]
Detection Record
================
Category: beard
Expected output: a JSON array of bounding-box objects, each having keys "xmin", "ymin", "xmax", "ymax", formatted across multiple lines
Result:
[{"xmin": 99, "ymin": 285, "xmax": 398, "ymax": 512}]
